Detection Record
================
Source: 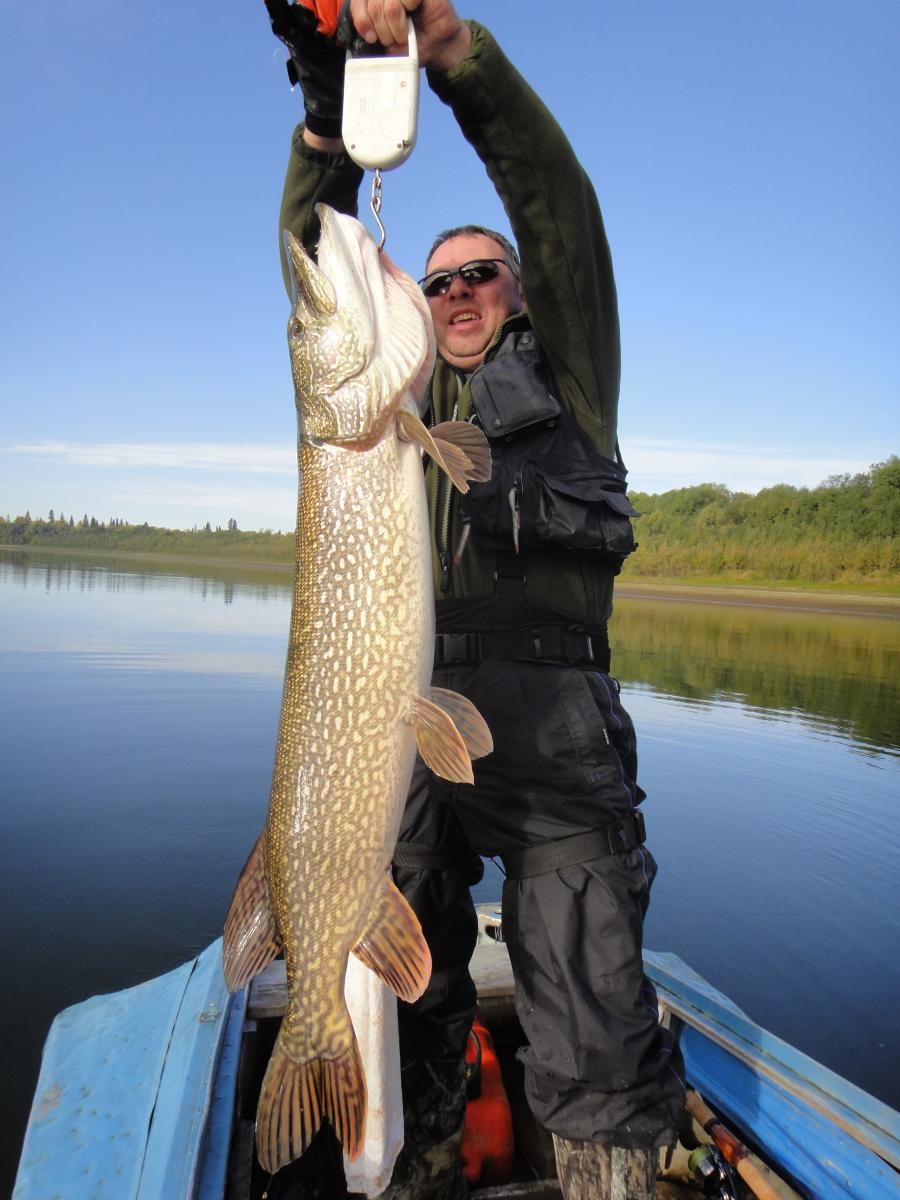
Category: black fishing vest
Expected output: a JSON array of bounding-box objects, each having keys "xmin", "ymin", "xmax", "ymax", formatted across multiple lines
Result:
[{"xmin": 460, "ymin": 330, "xmax": 638, "ymax": 571}]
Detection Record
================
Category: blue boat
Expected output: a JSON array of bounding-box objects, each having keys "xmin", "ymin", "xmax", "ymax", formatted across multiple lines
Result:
[{"xmin": 13, "ymin": 908, "xmax": 900, "ymax": 1199}]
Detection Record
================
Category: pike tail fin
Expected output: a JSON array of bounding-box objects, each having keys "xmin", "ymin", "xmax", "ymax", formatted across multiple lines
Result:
[
  {"xmin": 223, "ymin": 831, "xmax": 283, "ymax": 992},
  {"xmin": 256, "ymin": 1019, "xmax": 367, "ymax": 1173},
  {"xmin": 352, "ymin": 873, "xmax": 431, "ymax": 1002}
]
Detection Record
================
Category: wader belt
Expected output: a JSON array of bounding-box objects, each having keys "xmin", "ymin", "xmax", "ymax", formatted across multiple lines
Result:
[
  {"xmin": 500, "ymin": 810, "xmax": 646, "ymax": 880},
  {"xmin": 434, "ymin": 627, "xmax": 609, "ymax": 670},
  {"xmin": 392, "ymin": 842, "xmax": 471, "ymax": 872}
]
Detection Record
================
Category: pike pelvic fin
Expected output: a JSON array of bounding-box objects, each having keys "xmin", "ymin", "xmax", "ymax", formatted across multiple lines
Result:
[
  {"xmin": 411, "ymin": 693, "xmax": 473, "ymax": 782},
  {"xmin": 397, "ymin": 410, "xmax": 492, "ymax": 493},
  {"xmin": 222, "ymin": 832, "xmax": 283, "ymax": 992},
  {"xmin": 428, "ymin": 687, "xmax": 494, "ymax": 760},
  {"xmin": 256, "ymin": 1024, "xmax": 366, "ymax": 1173},
  {"xmin": 411, "ymin": 690, "xmax": 493, "ymax": 782},
  {"xmin": 351, "ymin": 873, "xmax": 432, "ymax": 1002}
]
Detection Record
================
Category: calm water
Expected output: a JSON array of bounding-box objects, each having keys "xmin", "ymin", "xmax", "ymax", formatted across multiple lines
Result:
[{"xmin": 1, "ymin": 549, "xmax": 898, "ymax": 1192}]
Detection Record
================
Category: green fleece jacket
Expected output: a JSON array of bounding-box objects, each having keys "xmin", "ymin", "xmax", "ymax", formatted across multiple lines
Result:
[{"xmin": 279, "ymin": 23, "xmax": 622, "ymax": 630}]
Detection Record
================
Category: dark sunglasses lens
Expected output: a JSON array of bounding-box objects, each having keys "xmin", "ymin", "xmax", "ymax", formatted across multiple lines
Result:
[
  {"xmin": 422, "ymin": 272, "xmax": 453, "ymax": 297},
  {"xmin": 420, "ymin": 260, "xmax": 503, "ymax": 297},
  {"xmin": 459, "ymin": 261, "xmax": 500, "ymax": 285}
]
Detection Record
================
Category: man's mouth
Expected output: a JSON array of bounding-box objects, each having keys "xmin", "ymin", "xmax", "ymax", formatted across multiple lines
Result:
[{"xmin": 449, "ymin": 310, "xmax": 481, "ymax": 326}]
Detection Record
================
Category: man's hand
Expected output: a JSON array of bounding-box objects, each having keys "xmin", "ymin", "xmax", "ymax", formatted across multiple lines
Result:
[{"xmin": 348, "ymin": 0, "xmax": 471, "ymax": 71}]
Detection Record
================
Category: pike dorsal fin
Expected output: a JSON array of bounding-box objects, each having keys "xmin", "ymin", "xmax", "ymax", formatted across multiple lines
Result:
[{"xmin": 222, "ymin": 832, "xmax": 283, "ymax": 992}]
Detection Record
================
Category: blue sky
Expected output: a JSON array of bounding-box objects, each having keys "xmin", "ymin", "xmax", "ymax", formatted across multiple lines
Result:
[{"xmin": 2, "ymin": 1, "xmax": 897, "ymax": 531}]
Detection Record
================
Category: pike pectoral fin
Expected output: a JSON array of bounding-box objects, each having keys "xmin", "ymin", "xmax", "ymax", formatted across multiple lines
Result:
[
  {"xmin": 428, "ymin": 687, "xmax": 493, "ymax": 760},
  {"xmin": 398, "ymin": 409, "xmax": 472, "ymax": 492},
  {"xmin": 352, "ymin": 874, "xmax": 432, "ymax": 1002},
  {"xmin": 398, "ymin": 411, "xmax": 492, "ymax": 494},
  {"xmin": 222, "ymin": 832, "xmax": 283, "ymax": 992},
  {"xmin": 256, "ymin": 1022, "xmax": 366, "ymax": 1172},
  {"xmin": 432, "ymin": 421, "xmax": 492, "ymax": 485}
]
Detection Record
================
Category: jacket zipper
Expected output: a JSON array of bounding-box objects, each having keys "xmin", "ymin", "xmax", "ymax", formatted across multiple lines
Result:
[{"xmin": 434, "ymin": 390, "xmax": 461, "ymax": 595}]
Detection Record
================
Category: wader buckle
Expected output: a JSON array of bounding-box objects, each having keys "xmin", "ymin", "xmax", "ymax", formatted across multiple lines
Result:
[
  {"xmin": 529, "ymin": 629, "xmax": 596, "ymax": 663},
  {"xmin": 435, "ymin": 632, "xmax": 482, "ymax": 665},
  {"xmin": 608, "ymin": 808, "xmax": 646, "ymax": 854}
]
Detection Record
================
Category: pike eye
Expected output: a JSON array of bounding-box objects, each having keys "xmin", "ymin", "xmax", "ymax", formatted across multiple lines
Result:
[{"xmin": 289, "ymin": 317, "xmax": 304, "ymax": 339}]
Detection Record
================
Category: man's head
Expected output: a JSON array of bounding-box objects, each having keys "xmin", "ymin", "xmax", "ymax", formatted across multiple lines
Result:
[{"xmin": 420, "ymin": 225, "xmax": 524, "ymax": 372}]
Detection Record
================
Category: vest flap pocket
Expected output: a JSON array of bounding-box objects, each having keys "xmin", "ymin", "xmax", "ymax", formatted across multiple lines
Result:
[
  {"xmin": 470, "ymin": 349, "xmax": 562, "ymax": 436},
  {"xmin": 520, "ymin": 466, "xmax": 636, "ymax": 561},
  {"xmin": 546, "ymin": 476, "xmax": 639, "ymax": 516}
]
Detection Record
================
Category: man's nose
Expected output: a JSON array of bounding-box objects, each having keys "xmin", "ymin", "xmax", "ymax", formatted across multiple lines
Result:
[{"xmin": 447, "ymin": 272, "xmax": 474, "ymax": 298}]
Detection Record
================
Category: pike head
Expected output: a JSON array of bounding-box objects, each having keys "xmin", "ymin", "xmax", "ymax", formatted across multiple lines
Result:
[{"xmin": 283, "ymin": 206, "xmax": 434, "ymax": 448}]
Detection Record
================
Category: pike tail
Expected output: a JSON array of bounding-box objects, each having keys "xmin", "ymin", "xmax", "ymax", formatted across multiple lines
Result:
[{"xmin": 256, "ymin": 1014, "xmax": 366, "ymax": 1173}]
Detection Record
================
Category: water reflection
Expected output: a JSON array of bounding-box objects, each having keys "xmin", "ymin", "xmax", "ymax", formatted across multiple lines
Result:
[
  {"xmin": 610, "ymin": 596, "xmax": 899, "ymax": 753},
  {"xmin": 0, "ymin": 548, "xmax": 898, "ymax": 1194},
  {"xmin": 1, "ymin": 547, "xmax": 292, "ymax": 605}
]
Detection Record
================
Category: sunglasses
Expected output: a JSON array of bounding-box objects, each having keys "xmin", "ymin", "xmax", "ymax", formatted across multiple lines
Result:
[{"xmin": 418, "ymin": 258, "xmax": 517, "ymax": 298}]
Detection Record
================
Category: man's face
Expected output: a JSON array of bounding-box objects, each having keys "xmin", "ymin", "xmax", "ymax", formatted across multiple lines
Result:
[{"xmin": 423, "ymin": 234, "xmax": 524, "ymax": 372}]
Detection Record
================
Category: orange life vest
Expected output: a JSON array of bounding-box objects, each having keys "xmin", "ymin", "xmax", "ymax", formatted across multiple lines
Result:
[{"xmin": 460, "ymin": 1019, "xmax": 515, "ymax": 1186}]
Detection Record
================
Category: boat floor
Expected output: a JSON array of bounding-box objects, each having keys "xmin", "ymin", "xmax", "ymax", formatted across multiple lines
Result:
[{"xmin": 236, "ymin": 916, "xmax": 751, "ymax": 1200}]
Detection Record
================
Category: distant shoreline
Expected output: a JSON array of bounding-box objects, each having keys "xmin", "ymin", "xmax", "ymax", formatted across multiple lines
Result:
[
  {"xmin": 3, "ymin": 543, "xmax": 898, "ymax": 619},
  {"xmin": 615, "ymin": 581, "xmax": 899, "ymax": 619}
]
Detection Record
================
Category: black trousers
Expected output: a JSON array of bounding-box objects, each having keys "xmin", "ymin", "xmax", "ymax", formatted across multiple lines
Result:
[{"xmin": 393, "ymin": 658, "xmax": 684, "ymax": 1149}]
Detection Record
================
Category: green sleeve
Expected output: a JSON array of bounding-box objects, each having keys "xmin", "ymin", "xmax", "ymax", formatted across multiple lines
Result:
[
  {"xmin": 426, "ymin": 23, "xmax": 620, "ymax": 456},
  {"xmin": 277, "ymin": 123, "xmax": 365, "ymax": 296}
]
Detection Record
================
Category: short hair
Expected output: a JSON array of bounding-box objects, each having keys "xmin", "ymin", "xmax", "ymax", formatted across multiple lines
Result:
[{"xmin": 425, "ymin": 224, "xmax": 521, "ymax": 276}]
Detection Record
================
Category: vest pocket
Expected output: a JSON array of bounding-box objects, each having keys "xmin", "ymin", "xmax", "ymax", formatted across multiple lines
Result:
[
  {"xmin": 523, "ymin": 467, "xmax": 638, "ymax": 562},
  {"xmin": 462, "ymin": 458, "xmax": 638, "ymax": 568}
]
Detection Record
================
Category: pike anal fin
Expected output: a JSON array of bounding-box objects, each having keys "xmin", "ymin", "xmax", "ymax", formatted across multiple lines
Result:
[
  {"xmin": 256, "ymin": 1022, "xmax": 366, "ymax": 1173},
  {"xmin": 222, "ymin": 831, "xmax": 283, "ymax": 992},
  {"xmin": 351, "ymin": 873, "xmax": 432, "ymax": 1003},
  {"xmin": 397, "ymin": 410, "xmax": 491, "ymax": 493},
  {"xmin": 411, "ymin": 689, "xmax": 493, "ymax": 783}
]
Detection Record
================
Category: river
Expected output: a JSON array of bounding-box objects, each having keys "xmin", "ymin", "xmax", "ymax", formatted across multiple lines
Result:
[{"xmin": 1, "ymin": 548, "xmax": 898, "ymax": 1193}]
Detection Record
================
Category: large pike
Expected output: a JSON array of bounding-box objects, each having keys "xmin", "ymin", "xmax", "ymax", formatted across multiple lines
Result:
[{"xmin": 223, "ymin": 205, "xmax": 491, "ymax": 1175}]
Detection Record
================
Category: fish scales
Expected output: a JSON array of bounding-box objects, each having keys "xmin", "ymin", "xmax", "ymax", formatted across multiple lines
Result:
[
  {"xmin": 268, "ymin": 431, "xmax": 433, "ymax": 1055},
  {"xmin": 222, "ymin": 205, "xmax": 492, "ymax": 1176}
]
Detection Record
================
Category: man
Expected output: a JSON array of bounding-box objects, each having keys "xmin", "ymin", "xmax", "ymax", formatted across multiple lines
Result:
[{"xmin": 272, "ymin": 1, "xmax": 684, "ymax": 1195}]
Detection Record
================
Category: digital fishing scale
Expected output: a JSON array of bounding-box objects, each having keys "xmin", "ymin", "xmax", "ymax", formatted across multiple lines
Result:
[{"xmin": 342, "ymin": 17, "xmax": 420, "ymax": 247}]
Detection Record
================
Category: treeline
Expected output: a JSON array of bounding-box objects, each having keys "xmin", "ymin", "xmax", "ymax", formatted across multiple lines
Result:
[
  {"xmin": 621, "ymin": 456, "xmax": 899, "ymax": 586},
  {"xmin": 0, "ymin": 511, "xmax": 294, "ymax": 564},
  {"xmin": 2, "ymin": 456, "xmax": 897, "ymax": 586}
]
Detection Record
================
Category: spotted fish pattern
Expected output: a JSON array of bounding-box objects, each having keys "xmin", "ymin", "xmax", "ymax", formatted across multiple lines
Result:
[{"xmin": 223, "ymin": 206, "xmax": 491, "ymax": 1176}]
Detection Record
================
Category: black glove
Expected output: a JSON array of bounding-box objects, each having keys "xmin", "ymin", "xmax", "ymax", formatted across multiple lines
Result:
[{"xmin": 263, "ymin": 0, "xmax": 346, "ymax": 138}]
